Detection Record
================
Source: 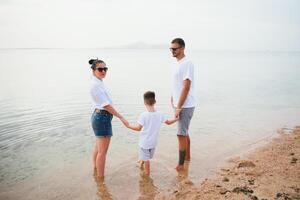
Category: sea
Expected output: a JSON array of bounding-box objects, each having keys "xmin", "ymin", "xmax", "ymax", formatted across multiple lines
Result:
[{"xmin": 0, "ymin": 49, "xmax": 299, "ymax": 199}]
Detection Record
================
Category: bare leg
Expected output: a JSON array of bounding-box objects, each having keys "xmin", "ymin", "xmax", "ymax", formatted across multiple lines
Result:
[
  {"xmin": 176, "ymin": 135, "xmax": 187, "ymax": 171},
  {"xmin": 185, "ymin": 135, "xmax": 190, "ymax": 161},
  {"xmin": 96, "ymin": 137, "xmax": 111, "ymax": 178},
  {"xmin": 93, "ymin": 144, "xmax": 98, "ymax": 169},
  {"xmin": 144, "ymin": 160, "xmax": 150, "ymax": 176}
]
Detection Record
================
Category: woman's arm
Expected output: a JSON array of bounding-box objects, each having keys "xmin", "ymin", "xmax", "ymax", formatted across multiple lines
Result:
[
  {"xmin": 104, "ymin": 104, "xmax": 129, "ymax": 126},
  {"xmin": 103, "ymin": 104, "xmax": 123, "ymax": 118}
]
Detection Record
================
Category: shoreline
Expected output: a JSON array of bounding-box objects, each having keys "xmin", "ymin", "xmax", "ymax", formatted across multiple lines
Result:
[
  {"xmin": 159, "ymin": 126, "xmax": 300, "ymax": 200},
  {"xmin": 0, "ymin": 126, "xmax": 299, "ymax": 199}
]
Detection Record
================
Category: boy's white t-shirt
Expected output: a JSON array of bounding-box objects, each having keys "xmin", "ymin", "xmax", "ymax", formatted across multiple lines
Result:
[{"xmin": 137, "ymin": 111, "xmax": 166, "ymax": 149}]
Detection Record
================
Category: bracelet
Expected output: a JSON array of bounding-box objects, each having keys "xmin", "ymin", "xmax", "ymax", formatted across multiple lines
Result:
[{"xmin": 176, "ymin": 108, "xmax": 182, "ymax": 111}]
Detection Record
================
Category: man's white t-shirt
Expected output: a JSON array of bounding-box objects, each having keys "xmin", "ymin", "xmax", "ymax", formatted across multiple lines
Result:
[
  {"xmin": 137, "ymin": 111, "xmax": 166, "ymax": 149},
  {"xmin": 172, "ymin": 56, "xmax": 195, "ymax": 108}
]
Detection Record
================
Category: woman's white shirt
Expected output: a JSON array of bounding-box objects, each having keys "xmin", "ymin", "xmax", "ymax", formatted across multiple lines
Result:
[{"xmin": 90, "ymin": 75, "xmax": 113, "ymax": 110}]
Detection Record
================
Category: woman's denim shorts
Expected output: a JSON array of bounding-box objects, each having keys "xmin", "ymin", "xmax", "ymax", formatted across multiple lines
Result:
[{"xmin": 91, "ymin": 110, "xmax": 113, "ymax": 137}]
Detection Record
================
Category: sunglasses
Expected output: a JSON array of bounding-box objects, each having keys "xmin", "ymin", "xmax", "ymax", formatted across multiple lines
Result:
[
  {"xmin": 96, "ymin": 67, "xmax": 108, "ymax": 72},
  {"xmin": 169, "ymin": 47, "xmax": 182, "ymax": 52}
]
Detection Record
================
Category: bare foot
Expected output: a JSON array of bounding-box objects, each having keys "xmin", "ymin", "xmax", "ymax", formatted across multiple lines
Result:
[{"xmin": 175, "ymin": 165, "xmax": 184, "ymax": 171}]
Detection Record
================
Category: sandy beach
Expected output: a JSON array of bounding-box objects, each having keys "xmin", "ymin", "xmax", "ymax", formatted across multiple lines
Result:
[
  {"xmin": 153, "ymin": 126, "xmax": 300, "ymax": 200},
  {"xmin": 1, "ymin": 126, "xmax": 299, "ymax": 200}
]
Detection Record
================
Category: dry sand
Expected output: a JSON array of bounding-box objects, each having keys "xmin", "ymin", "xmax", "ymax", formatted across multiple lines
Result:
[{"xmin": 154, "ymin": 126, "xmax": 300, "ymax": 200}]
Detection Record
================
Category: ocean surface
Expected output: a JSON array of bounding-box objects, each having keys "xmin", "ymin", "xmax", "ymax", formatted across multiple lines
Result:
[{"xmin": 0, "ymin": 49, "xmax": 299, "ymax": 199}]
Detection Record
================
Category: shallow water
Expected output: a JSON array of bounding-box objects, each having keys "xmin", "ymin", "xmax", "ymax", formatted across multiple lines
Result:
[{"xmin": 0, "ymin": 49, "xmax": 300, "ymax": 199}]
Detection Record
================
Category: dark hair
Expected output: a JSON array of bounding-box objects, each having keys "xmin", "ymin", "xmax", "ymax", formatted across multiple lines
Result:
[
  {"xmin": 143, "ymin": 91, "xmax": 156, "ymax": 105},
  {"xmin": 89, "ymin": 58, "xmax": 105, "ymax": 70},
  {"xmin": 171, "ymin": 38, "xmax": 185, "ymax": 48}
]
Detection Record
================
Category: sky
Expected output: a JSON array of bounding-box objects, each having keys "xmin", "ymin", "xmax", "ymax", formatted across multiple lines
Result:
[{"xmin": 0, "ymin": 0, "xmax": 299, "ymax": 50}]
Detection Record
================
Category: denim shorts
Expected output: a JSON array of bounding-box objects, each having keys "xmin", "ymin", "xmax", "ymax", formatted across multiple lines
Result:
[
  {"xmin": 177, "ymin": 107, "xmax": 195, "ymax": 136},
  {"xmin": 91, "ymin": 110, "xmax": 113, "ymax": 137}
]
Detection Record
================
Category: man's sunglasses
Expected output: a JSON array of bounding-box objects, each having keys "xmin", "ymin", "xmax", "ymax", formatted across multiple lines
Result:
[
  {"xmin": 169, "ymin": 47, "xmax": 182, "ymax": 52},
  {"xmin": 96, "ymin": 67, "xmax": 108, "ymax": 72}
]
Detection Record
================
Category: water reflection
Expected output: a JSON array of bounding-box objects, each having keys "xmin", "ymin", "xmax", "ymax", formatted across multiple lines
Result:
[
  {"xmin": 93, "ymin": 170, "xmax": 113, "ymax": 200},
  {"xmin": 137, "ymin": 172, "xmax": 158, "ymax": 200},
  {"xmin": 177, "ymin": 161, "xmax": 191, "ymax": 180},
  {"xmin": 175, "ymin": 161, "xmax": 194, "ymax": 191}
]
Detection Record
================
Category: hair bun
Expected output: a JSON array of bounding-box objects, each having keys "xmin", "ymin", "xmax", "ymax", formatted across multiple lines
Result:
[{"xmin": 89, "ymin": 59, "xmax": 96, "ymax": 65}]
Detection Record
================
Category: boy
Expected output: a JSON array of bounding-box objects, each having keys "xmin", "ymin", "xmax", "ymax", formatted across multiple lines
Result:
[{"xmin": 126, "ymin": 91, "xmax": 178, "ymax": 176}]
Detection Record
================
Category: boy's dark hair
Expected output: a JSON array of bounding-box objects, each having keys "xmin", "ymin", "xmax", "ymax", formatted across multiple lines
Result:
[
  {"xmin": 143, "ymin": 91, "xmax": 156, "ymax": 105},
  {"xmin": 171, "ymin": 38, "xmax": 185, "ymax": 48}
]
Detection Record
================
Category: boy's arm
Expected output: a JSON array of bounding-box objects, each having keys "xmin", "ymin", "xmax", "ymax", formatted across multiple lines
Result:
[
  {"xmin": 165, "ymin": 117, "xmax": 178, "ymax": 125},
  {"xmin": 126, "ymin": 123, "xmax": 143, "ymax": 132}
]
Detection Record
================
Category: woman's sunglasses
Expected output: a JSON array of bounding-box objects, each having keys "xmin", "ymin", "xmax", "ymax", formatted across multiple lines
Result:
[{"xmin": 96, "ymin": 67, "xmax": 108, "ymax": 72}]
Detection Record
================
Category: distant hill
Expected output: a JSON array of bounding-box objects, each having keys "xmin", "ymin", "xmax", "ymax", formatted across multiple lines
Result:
[{"xmin": 109, "ymin": 42, "xmax": 168, "ymax": 49}]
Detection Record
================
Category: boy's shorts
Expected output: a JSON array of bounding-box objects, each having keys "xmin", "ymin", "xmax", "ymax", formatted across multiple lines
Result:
[
  {"xmin": 139, "ymin": 147, "xmax": 155, "ymax": 161},
  {"xmin": 177, "ymin": 107, "xmax": 195, "ymax": 136}
]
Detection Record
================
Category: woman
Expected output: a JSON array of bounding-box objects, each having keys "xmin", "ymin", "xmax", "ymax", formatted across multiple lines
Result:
[{"xmin": 89, "ymin": 58, "xmax": 128, "ymax": 180}]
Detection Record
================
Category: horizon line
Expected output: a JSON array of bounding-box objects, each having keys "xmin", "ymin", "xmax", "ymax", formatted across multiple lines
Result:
[{"xmin": 0, "ymin": 47, "xmax": 299, "ymax": 52}]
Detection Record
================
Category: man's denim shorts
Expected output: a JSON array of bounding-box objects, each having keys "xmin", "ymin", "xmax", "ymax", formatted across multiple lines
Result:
[
  {"xmin": 177, "ymin": 107, "xmax": 195, "ymax": 136},
  {"xmin": 91, "ymin": 110, "xmax": 113, "ymax": 137}
]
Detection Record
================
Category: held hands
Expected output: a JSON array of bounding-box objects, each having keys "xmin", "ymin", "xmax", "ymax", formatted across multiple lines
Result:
[
  {"xmin": 173, "ymin": 114, "xmax": 180, "ymax": 122},
  {"xmin": 165, "ymin": 115, "xmax": 179, "ymax": 125},
  {"xmin": 120, "ymin": 116, "xmax": 139, "ymax": 131}
]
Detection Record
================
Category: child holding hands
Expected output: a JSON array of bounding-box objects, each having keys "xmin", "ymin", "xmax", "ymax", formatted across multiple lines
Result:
[{"xmin": 126, "ymin": 91, "xmax": 178, "ymax": 176}]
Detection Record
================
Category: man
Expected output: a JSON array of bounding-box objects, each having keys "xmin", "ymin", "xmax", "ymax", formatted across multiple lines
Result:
[{"xmin": 170, "ymin": 38, "xmax": 195, "ymax": 171}]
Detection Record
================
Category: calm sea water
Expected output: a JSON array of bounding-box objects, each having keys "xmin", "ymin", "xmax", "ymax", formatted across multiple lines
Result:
[{"xmin": 0, "ymin": 49, "xmax": 299, "ymax": 199}]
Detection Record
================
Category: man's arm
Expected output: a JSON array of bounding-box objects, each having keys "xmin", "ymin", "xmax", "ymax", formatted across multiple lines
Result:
[
  {"xmin": 171, "ymin": 96, "xmax": 175, "ymax": 108},
  {"xmin": 175, "ymin": 79, "xmax": 191, "ymax": 117}
]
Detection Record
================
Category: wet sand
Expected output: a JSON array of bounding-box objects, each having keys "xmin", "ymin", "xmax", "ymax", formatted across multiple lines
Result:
[
  {"xmin": 161, "ymin": 126, "xmax": 300, "ymax": 200},
  {"xmin": 1, "ymin": 126, "xmax": 299, "ymax": 199}
]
